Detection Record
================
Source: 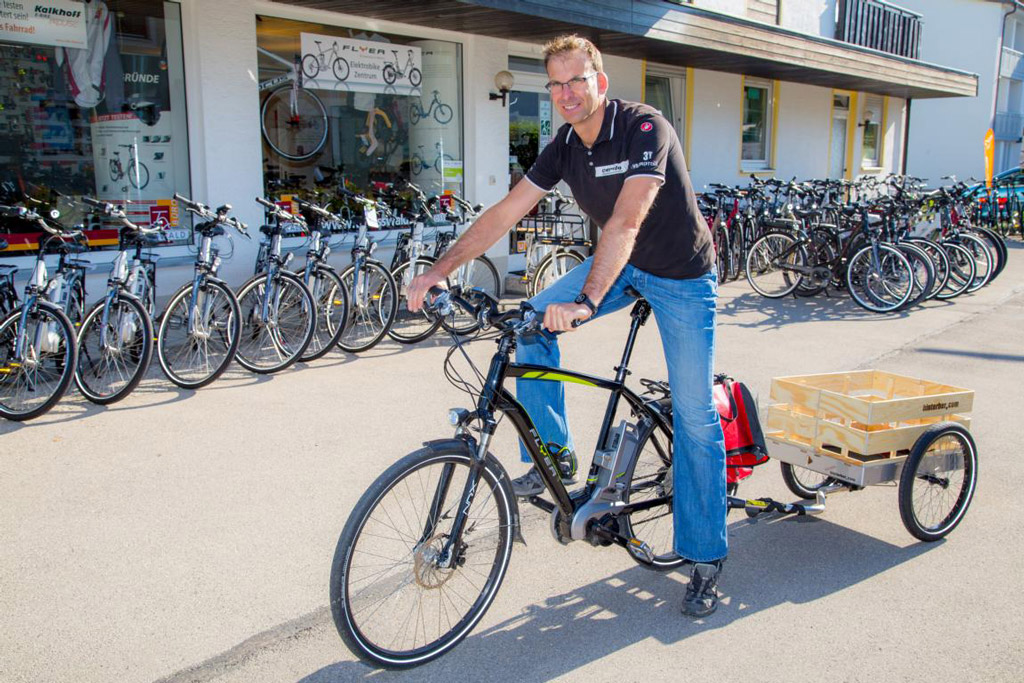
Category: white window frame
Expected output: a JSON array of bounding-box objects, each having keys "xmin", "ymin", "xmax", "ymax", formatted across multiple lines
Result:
[{"xmin": 741, "ymin": 76, "xmax": 775, "ymax": 171}]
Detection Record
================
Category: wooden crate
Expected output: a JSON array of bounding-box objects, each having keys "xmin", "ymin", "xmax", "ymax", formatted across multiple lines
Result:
[{"xmin": 766, "ymin": 370, "xmax": 973, "ymax": 461}]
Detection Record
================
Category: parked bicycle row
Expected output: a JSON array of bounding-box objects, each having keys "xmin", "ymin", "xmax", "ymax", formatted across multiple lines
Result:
[
  {"xmin": 0, "ymin": 182, "xmax": 591, "ymax": 421},
  {"xmin": 698, "ymin": 174, "xmax": 1009, "ymax": 313}
]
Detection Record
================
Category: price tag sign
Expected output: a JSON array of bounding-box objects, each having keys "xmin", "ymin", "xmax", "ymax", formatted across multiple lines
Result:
[{"xmin": 363, "ymin": 205, "xmax": 379, "ymax": 229}]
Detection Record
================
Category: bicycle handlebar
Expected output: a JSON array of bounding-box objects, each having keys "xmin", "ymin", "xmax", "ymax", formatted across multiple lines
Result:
[
  {"xmin": 81, "ymin": 196, "xmax": 160, "ymax": 234},
  {"xmin": 174, "ymin": 193, "xmax": 250, "ymax": 237},
  {"xmin": 256, "ymin": 196, "xmax": 306, "ymax": 227},
  {"xmin": 424, "ymin": 285, "xmax": 544, "ymax": 337}
]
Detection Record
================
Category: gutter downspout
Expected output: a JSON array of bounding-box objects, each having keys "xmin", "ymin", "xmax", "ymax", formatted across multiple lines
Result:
[
  {"xmin": 902, "ymin": 98, "xmax": 911, "ymax": 175},
  {"xmin": 993, "ymin": 1, "xmax": 1022, "ymax": 131}
]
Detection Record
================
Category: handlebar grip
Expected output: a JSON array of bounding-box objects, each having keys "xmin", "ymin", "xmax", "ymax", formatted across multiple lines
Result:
[
  {"xmin": 81, "ymin": 196, "xmax": 106, "ymax": 208},
  {"xmin": 255, "ymin": 196, "xmax": 276, "ymax": 209}
]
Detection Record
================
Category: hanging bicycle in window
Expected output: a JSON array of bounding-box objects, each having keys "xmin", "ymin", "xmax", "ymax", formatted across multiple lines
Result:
[{"xmin": 259, "ymin": 47, "xmax": 329, "ymax": 162}]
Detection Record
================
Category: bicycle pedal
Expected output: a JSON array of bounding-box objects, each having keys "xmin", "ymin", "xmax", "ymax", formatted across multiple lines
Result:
[{"xmin": 627, "ymin": 537, "xmax": 654, "ymax": 564}]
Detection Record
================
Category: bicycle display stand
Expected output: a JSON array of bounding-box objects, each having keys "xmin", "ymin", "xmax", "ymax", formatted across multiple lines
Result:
[{"xmin": 750, "ymin": 370, "xmax": 978, "ymax": 540}]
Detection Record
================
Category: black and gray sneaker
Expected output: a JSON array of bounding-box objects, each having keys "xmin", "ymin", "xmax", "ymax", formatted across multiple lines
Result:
[
  {"xmin": 511, "ymin": 447, "xmax": 578, "ymax": 497},
  {"xmin": 682, "ymin": 559, "xmax": 724, "ymax": 618}
]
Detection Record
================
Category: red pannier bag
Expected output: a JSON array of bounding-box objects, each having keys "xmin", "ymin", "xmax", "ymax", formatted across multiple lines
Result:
[{"xmin": 713, "ymin": 373, "xmax": 769, "ymax": 484}]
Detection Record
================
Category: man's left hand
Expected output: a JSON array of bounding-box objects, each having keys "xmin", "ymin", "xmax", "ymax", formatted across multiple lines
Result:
[{"xmin": 543, "ymin": 302, "xmax": 593, "ymax": 332}]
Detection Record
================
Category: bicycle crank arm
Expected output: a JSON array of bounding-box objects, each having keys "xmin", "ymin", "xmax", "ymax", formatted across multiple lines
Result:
[{"xmin": 587, "ymin": 520, "xmax": 661, "ymax": 567}]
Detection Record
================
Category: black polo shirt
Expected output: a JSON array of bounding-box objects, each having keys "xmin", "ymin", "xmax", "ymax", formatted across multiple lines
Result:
[{"xmin": 526, "ymin": 99, "xmax": 713, "ymax": 279}]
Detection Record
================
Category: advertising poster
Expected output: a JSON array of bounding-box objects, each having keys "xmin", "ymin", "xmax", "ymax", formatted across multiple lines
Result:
[
  {"xmin": 0, "ymin": 0, "xmax": 87, "ymax": 48},
  {"xmin": 299, "ymin": 33, "xmax": 422, "ymax": 96}
]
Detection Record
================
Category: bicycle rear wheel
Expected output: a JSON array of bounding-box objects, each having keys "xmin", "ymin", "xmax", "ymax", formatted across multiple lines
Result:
[
  {"xmin": 330, "ymin": 446, "xmax": 515, "ymax": 668},
  {"xmin": 440, "ymin": 256, "xmax": 500, "ymax": 336},
  {"xmin": 298, "ymin": 266, "xmax": 349, "ymax": 362},
  {"xmin": 620, "ymin": 421, "xmax": 687, "ymax": 571},
  {"xmin": 935, "ymin": 241, "xmax": 976, "ymax": 300},
  {"xmin": 260, "ymin": 85, "xmax": 328, "ymax": 161},
  {"xmin": 235, "ymin": 272, "xmax": 315, "ymax": 374},
  {"xmin": 745, "ymin": 232, "xmax": 806, "ymax": 298},
  {"xmin": 338, "ymin": 261, "xmax": 398, "ymax": 353},
  {"xmin": 157, "ymin": 281, "xmax": 240, "ymax": 389},
  {"xmin": 0, "ymin": 302, "xmax": 77, "ymax": 421},
  {"xmin": 75, "ymin": 295, "xmax": 153, "ymax": 404}
]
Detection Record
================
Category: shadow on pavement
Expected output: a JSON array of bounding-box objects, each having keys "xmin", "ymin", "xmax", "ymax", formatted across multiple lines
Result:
[{"xmin": 299, "ymin": 513, "xmax": 936, "ymax": 682}]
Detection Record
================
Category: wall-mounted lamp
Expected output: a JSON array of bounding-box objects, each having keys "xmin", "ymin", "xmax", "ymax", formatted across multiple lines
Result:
[
  {"xmin": 489, "ymin": 70, "xmax": 515, "ymax": 107},
  {"xmin": 857, "ymin": 109, "xmax": 877, "ymax": 128}
]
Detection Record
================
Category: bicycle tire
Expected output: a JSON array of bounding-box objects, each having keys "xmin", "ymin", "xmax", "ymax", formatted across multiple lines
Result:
[
  {"xmin": 298, "ymin": 266, "xmax": 349, "ymax": 362},
  {"xmin": 410, "ymin": 106, "xmax": 421, "ymax": 125},
  {"xmin": 780, "ymin": 462, "xmax": 838, "ymax": 499},
  {"xmin": 434, "ymin": 103, "xmax": 453, "ymax": 125},
  {"xmin": 440, "ymin": 256, "xmax": 500, "ymax": 336},
  {"xmin": 409, "ymin": 67, "xmax": 422, "ymax": 88},
  {"xmin": 968, "ymin": 226, "xmax": 1007, "ymax": 281},
  {"xmin": 905, "ymin": 237, "xmax": 949, "ymax": 299},
  {"xmin": 260, "ymin": 85, "xmax": 328, "ymax": 161},
  {"xmin": 330, "ymin": 445, "xmax": 515, "ymax": 668},
  {"xmin": 0, "ymin": 302, "xmax": 77, "ymax": 421},
  {"xmin": 529, "ymin": 250, "xmax": 585, "ymax": 298},
  {"xmin": 844, "ymin": 243, "xmax": 913, "ymax": 313},
  {"xmin": 301, "ymin": 54, "xmax": 320, "ymax": 80},
  {"xmin": 338, "ymin": 261, "xmax": 398, "ymax": 353},
  {"xmin": 619, "ymin": 420, "xmax": 687, "ymax": 571},
  {"xmin": 897, "ymin": 422, "xmax": 977, "ymax": 542},
  {"xmin": 388, "ymin": 258, "xmax": 443, "ymax": 344},
  {"xmin": 382, "ymin": 63, "xmax": 397, "ymax": 85},
  {"xmin": 74, "ymin": 295, "xmax": 153, "ymax": 405},
  {"xmin": 956, "ymin": 232, "xmax": 994, "ymax": 293},
  {"xmin": 156, "ymin": 280, "xmax": 240, "ymax": 390},
  {"xmin": 895, "ymin": 241, "xmax": 935, "ymax": 311},
  {"xmin": 935, "ymin": 241, "xmax": 976, "ymax": 300},
  {"xmin": 332, "ymin": 57, "xmax": 349, "ymax": 81},
  {"xmin": 128, "ymin": 162, "xmax": 149, "ymax": 190},
  {"xmin": 727, "ymin": 225, "xmax": 744, "ymax": 281},
  {"xmin": 235, "ymin": 271, "xmax": 315, "ymax": 374},
  {"xmin": 744, "ymin": 232, "xmax": 806, "ymax": 298},
  {"xmin": 714, "ymin": 225, "xmax": 730, "ymax": 282}
]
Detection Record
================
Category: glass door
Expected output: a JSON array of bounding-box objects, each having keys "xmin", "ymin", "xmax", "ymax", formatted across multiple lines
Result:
[
  {"xmin": 644, "ymin": 71, "xmax": 685, "ymax": 142},
  {"xmin": 830, "ymin": 93, "xmax": 850, "ymax": 180}
]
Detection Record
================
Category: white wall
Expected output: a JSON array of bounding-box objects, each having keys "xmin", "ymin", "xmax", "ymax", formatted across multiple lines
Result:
[
  {"xmin": 694, "ymin": 0, "xmax": 746, "ymax": 18},
  {"xmin": 780, "ymin": 0, "xmax": 837, "ymax": 38},
  {"xmin": 899, "ymin": 0, "xmax": 1005, "ymax": 181}
]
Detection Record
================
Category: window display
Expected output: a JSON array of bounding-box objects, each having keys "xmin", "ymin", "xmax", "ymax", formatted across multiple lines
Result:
[
  {"xmin": 0, "ymin": 0, "xmax": 189, "ymax": 251},
  {"xmin": 256, "ymin": 16, "xmax": 464, "ymax": 211}
]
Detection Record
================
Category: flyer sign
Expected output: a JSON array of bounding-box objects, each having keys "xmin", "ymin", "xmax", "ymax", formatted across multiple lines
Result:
[
  {"xmin": 299, "ymin": 32, "xmax": 421, "ymax": 95},
  {"xmin": 0, "ymin": 0, "xmax": 87, "ymax": 48}
]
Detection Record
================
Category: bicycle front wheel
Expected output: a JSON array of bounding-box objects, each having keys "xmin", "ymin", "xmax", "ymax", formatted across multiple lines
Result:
[
  {"xmin": 745, "ymin": 232, "xmax": 806, "ymax": 298},
  {"xmin": 388, "ymin": 258, "xmax": 442, "ymax": 344},
  {"xmin": 157, "ymin": 281, "xmax": 240, "ymax": 390},
  {"xmin": 440, "ymin": 256, "xmax": 500, "ymax": 336},
  {"xmin": 261, "ymin": 85, "xmax": 328, "ymax": 161},
  {"xmin": 845, "ymin": 244, "xmax": 913, "ymax": 313},
  {"xmin": 620, "ymin": 421, "xmax": 687, "ymax": 571},
  {"xmin": 330, "ymin": 446, "xmax": 515, "ymax": 668},
  {"xmin": 299, "ymin": 266, "xmax": 349, "ymax": 362},
  {"xmin": 75, "ymin": 295, "xmax": 153, "ymax": 405},
  {"xmin": 529, "ymin": 250, "xmax": 584, "ymax": 298},
  {"xmin": 338, "ymin": 261, "xmax": 398, "ymax": 353},
  {"xmin": 0, "ymin": 302, "xmax": 77, "ymax": 421},
  {"xmin": 235, "ymin": 272, "xmax": 315, "ymax": 374}
]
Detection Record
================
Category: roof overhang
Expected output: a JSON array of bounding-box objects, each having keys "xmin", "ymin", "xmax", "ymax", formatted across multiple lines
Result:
[{"xmin": 271, "ymin": 0, "xmax": 977, "ymax": 99}]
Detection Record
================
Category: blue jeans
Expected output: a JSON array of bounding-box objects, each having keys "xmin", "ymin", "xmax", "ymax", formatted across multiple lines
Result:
[{"xmin": 516, "ymin": 258, "xmax": 727, "ymax": 562}]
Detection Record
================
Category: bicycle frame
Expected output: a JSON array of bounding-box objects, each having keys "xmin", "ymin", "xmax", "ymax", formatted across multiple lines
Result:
[{"xmin": 431, "ymin": 298, "xmax": 670, "ymax": 563}]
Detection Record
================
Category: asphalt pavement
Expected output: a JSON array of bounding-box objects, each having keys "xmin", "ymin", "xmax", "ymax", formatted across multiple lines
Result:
[{"xmin": 2, "ymin": 241, "xmax": 1023, "ymax": 683}]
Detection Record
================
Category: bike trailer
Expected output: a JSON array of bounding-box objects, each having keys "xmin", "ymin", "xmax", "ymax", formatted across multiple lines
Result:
[{"xmin": 714, "ymin": 373, "xmax": 769, "ymax": 483}]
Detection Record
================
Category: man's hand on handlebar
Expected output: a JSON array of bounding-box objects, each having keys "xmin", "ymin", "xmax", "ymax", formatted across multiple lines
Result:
[
  {"xmin": 407, "ymin": 269, "xmax": 448, "ymax": 313},
  {"xmin": 543, "ymin": 301, "xmax": 592, "ymax": 332}
]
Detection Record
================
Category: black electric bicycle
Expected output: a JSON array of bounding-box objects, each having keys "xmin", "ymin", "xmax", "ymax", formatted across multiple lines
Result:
[{"xmin": 330, "ymin": 288, "xmax": 691, "ymax": 667}]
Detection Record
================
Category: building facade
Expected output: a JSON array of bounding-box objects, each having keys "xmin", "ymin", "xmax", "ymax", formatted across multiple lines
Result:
[{"xmin": 0, "ymin": 0, "xmax": 977, "ymax": 290}]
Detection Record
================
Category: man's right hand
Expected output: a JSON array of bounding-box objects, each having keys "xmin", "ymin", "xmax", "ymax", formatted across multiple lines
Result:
[{"xmin": 406, "ymin": 269, "xmax": 448, "ymax": 312}]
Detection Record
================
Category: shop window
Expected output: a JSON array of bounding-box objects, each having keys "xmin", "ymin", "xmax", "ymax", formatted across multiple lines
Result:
[
  {"xmin": 0, "ymin": 1, "xmax": 190, "ymax": 252},
  {"xmin": 256, "ymin": 16, "xmax": 464, "ymax": 208},
  {"xmin": 861, "ymin": 94, "xmax": 883, "ymax": 168},
  {"xmin": 741, "ymin": 77, "xmax": 773, "ymax": 169}
]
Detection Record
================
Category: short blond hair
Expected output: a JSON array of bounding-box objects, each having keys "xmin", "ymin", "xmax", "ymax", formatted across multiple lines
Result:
[{"xmin": 542, "ymin": 34, "xmax": 603, "ymax": 73}]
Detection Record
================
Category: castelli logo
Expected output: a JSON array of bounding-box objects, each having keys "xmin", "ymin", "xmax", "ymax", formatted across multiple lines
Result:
[{"xmin": 640, "ymin": 121, "xmax": 653, "ymax": 132}]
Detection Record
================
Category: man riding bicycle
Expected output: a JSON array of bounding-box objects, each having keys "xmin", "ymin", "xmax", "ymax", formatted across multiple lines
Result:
[{"xmin": 407, "ymin": 34, "xmax": 727, "ymax": 617}]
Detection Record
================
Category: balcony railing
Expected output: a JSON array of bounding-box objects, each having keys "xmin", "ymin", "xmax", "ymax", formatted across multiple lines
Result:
[
  {"xmin": 836, "ymin": 0, "xmax": 921, "ymax": 59},
  {"xmin": 994, "ymin": 111, "xmax": 1024, "ymax": 142},
  {"xmin": 1001, "ymin": 46, "xmax": 1023, "ymax": 81}
]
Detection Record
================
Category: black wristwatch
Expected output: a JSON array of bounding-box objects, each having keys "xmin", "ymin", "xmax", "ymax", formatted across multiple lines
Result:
[{"xmin": 574, "ymin": 293, "xmax": 598, "ymax": 315}]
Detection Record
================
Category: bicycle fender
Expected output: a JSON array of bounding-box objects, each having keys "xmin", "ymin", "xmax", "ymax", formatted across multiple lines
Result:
[{"xmin": 420, "ymin": 438, "xmax": 526, "ymax": 546}]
